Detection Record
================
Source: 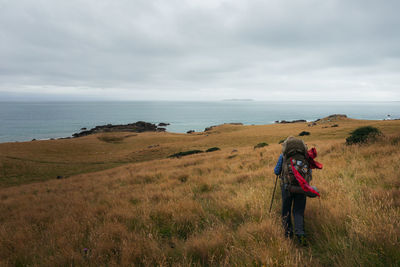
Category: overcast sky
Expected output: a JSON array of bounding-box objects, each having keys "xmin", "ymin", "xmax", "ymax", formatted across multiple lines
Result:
[{"xmin": 1, "ymin": 0, "xmax": 399, "ymax": 101}]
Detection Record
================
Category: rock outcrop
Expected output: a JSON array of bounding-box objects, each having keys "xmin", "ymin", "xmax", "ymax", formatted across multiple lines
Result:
[
  {"xmin": 73, "ymin": 121, "xmax": 165, "ymax": 138},
  {"xmin": 275, "ymin": 119, "xmax": 307, "ymax": 124},
  {"xmin": 313, "ymin": 114, "xmax": 348, "ymax": 124}
]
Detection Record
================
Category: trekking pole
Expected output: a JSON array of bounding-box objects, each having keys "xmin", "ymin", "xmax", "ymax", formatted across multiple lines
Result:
[{"xmin": 269, "ymin": 175, "xmax": 279, "ymax": 213}]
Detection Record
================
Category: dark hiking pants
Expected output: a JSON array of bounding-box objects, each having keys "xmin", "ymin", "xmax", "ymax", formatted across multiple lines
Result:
[{"xmin": 281, "ymin": 185, "xmax": 306, "ymax": 237}]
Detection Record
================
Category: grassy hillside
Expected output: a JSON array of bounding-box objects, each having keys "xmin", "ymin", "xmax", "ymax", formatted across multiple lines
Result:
[
  {"xmin": 1, "ymin": 117, "xmax": 399, "ymax": 187},
  {"xmin": 0, "ymin": 117, "xmax": 399, "ymax": 266}
]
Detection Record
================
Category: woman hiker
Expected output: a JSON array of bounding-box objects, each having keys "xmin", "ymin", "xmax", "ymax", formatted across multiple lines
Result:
[{"xmin": 274, "ymin": 136, "xmax": 322, "ymax": 246}]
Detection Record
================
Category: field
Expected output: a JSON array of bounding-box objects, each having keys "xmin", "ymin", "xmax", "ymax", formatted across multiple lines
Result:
[{"xmin": 0, "ymin": 116, "xmax": 399, "ymax": 266}]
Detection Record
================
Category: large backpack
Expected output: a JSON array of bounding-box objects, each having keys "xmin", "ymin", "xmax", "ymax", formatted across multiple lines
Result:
[{"xmin": 281, "ymin": 137, "xmax": 312, "ymax": 185}]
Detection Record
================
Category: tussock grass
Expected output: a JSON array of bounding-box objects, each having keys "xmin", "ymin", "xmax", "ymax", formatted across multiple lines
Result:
[{"xmin": 0, "ymin": 118, "xmax": 399, "ymax": 266}]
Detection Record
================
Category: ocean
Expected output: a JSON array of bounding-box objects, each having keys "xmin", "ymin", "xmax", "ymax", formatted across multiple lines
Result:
[{"xmin": 1, "ymin": 101, "xmax": 399, "ymax": 143}]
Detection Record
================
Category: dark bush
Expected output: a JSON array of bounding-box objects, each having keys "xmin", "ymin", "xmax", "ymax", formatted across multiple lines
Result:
[
  {"xmin": 206, "ymin": 147, "xmax": 220, "ymax": 152},
  {"xmin": 254, "ymin": 142, "xmax": 268, "ymax": 149},
  {"xmin": 299, "ymin": 131, "xmax": 310, "ymax": 136},
  {"xmin": 278, "ymin": 139, "xmax": 285, "ymax": 144},
  {"xmin": 346, "ymin": 126, "xmax": 382, "ymax": 145},
  {"xmin": 168, "ymin": 150, "xmax": 203, "ymax": 158}
]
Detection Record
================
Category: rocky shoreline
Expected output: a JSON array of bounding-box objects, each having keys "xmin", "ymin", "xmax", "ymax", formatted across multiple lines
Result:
[
  {"xmin": 274, "ymin": 114, "xmax": 348, "ymax": 124},
  {"xmin": 274, "ymin": 119, "xmax": 307, "ymax": 124},
  {"xmin": 72, "ymin": 116, "xmax": 349, "ymax": 138},
  {"xmin": 23, "ymin": 114, "xmax": 397, "ymax": 142},
  {"xmin": 72, "ymin": 121, "xmax": 168, "ymax": 138}
]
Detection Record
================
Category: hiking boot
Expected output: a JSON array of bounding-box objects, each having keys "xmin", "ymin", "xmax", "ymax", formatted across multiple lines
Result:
[{"xmin": 296, "ymin": 235, "xmax": 308, "ymax": 246}]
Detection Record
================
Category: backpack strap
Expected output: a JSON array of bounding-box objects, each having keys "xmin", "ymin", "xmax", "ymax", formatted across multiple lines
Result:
[{"xmin": 281, "ymin": 154, "xmax": 292, "ymax": 185}]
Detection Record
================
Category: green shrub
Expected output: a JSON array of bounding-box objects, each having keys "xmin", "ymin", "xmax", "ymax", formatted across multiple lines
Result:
[
  {"xmin": 278, "ymin": 139, "xmax": 285, "ymax": 144},
  {"xmin": 206, "ymin": 147, "xmax": 220, "ymax": 152},
  {"xmin": 254, "ymin": 142, "xmax": 268, "ymax": 149},
  {"xmin": 168, "ymin": 150, "xmax": 203, "ymax": 158},
  {"xmin": 346, "ymin": 126, "xmax": 382, "ymax": 145},
  {"xmin": 299, "ymin": 131, "xmax": 310, "ymax": 136}
]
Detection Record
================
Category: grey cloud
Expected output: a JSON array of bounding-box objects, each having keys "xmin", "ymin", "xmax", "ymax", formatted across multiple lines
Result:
[{"xmin": 0, "ymin": 0, "xmax": 399, "ymax": 100}]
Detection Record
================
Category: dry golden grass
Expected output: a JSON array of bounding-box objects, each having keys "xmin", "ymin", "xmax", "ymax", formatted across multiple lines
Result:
[
  {"xmin": 1, "ymin": 117, "xmax": 399, "ymax": 186},
  {"xmin": 0, "ymin": 118, "xmax": 399, "ymax": 266}
]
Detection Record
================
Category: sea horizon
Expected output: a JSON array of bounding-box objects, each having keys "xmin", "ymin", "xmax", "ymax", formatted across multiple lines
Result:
[{"xmin": 1, "ymin": 99, "xmax": 400, "ymax": 102}]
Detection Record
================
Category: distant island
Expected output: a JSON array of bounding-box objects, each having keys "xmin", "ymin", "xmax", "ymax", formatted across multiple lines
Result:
[{"xmin": 222, "ymin": 99, "xmax": 254, "ymax": 101}]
